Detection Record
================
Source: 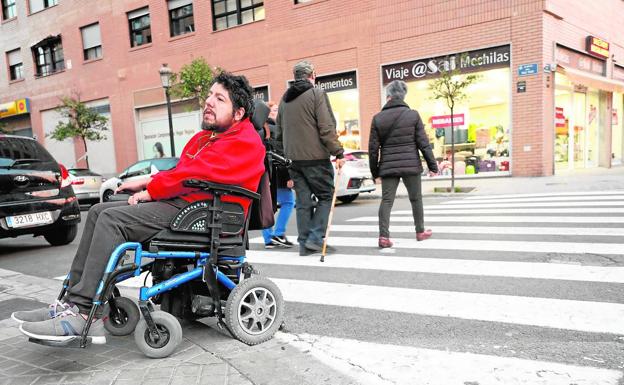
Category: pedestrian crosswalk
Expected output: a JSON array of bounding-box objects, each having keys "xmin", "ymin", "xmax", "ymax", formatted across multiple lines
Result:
[{"xmin": 245, "ymin": 190, "xmax": 624, "ymax": 384}]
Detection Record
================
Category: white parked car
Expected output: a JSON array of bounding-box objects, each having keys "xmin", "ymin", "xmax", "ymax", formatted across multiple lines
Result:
[
  {"xmin": 99, "ymin": 157, "xmax": 179, "ymax": 202},
  {"xmin": 68, "ymin": 168, "xmax": 105, "ymax": 205},
  {"xmin": 333, "ymin": 150, "xmax": 376, "ymax": 203}
]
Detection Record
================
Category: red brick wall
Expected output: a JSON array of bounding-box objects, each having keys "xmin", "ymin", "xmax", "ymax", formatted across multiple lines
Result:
[{"xmin": 1, "ymin": 0, "xmax": 622, "ymax": 175}]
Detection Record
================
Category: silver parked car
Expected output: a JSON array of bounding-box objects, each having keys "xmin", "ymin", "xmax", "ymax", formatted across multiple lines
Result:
[{"xmin": 68, "ymin": 168, "xmax": 105, "ymax": 205}]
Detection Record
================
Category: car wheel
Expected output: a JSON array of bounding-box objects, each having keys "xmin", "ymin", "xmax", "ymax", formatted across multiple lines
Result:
[
  {"xmin": 44, "ymin": 224, "xmax": 78, "ymax": 246},
  {"xmin": 102, "ymin": 189, "xmax": 114, "ymax": 202},
  {"xmin": 337, "ymin": 194, "xmax": 359, "ymax": 204}
]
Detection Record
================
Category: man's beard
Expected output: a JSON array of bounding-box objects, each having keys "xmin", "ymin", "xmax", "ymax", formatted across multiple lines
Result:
[{"xmin": 201, "ymin": 121, "xmax": 229, "ymax": 132}]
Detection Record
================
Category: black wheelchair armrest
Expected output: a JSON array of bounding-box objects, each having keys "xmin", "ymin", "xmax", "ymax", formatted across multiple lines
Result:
[{"xmin": 183, "ymin": 179, "xmax": 260, "ymax": 200}]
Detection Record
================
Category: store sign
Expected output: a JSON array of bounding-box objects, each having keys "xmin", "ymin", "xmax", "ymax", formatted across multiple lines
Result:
[
  {"xmin": 613, "ymin": 65, "xmax": 624, "ymax": 82},
  {"xmin": 556, "ymin": 45, "xmax": 605, "ymax": 75},
  {"xmin": 555, "ymin": 107, "xmax": 566, "ymax": 128},
  {"xmin": 0, "ymin": 98, "xmax": 30, "ymax": 119},
  {"xmin": 288, "ymin": 71, "xmax": 358, "ymax": 93},
  {"xmin": 431, "ymin": 114, "xmax": 464, "ymax": 128},
  {"xmin": 518, "ymin": 63, "xmax": 538, "ymax": 76},
  {"xmin": 517, "ymin": 81, "xmax": 526, "ymax": 93},
  {"xmin": 381, "ymin": 45, "xmax": 510, "ymax": 85},
  {"xmin": 585, "ymin": 36, "xmax": 610, "ymax": 60},
  {"xmin": 253, "ymin": 86, "xmax": 269, "ymax": 102}
]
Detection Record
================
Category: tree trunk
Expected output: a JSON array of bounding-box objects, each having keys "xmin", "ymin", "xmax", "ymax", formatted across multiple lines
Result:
[{"xmin": 82, "ymin": 137, "xmax": 89, "ymax": 169}]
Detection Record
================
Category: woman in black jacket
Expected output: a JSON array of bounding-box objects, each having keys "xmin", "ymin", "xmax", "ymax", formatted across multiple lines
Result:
[{"xmin": 368, "ymin": 80, "xmax": 438, "ymax": 248}]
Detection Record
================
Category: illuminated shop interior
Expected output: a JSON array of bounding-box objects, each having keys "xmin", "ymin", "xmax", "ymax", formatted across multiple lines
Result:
[{"xmin": 327, "ymin": 88, "xmax": 361, "ymax": 150}]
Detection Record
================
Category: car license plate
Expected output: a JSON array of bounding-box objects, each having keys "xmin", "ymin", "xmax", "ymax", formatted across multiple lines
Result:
[{"xmin": 6, "ymin": 212, "xmax": 53, "ymax": 228}]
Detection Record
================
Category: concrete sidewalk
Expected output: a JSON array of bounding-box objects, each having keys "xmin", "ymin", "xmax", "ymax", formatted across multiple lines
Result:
[
  {"xmin": 361, "ymin": 166, "xmax": 624, "ymax": 199},
  {"xmin": 0, "ymin": 269, "xmax": 355, "ymax": 385}
]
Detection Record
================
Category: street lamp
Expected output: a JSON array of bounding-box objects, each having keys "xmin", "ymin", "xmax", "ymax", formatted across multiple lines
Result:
[{"xmin": 159, "ymin": 63, "xmax": 175, "ymax": 157}]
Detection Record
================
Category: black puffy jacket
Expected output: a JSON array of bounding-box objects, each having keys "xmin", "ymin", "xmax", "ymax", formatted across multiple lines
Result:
[{"xmin": 368, "ymin": 99, "xmax": 438, "ymax": 178}]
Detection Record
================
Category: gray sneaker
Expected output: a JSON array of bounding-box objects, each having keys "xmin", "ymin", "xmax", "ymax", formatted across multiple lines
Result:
[
  {"xmin": 19, "ymin": 305, "xmax": 106, "ymax": 345},
  {"xmin": 11, "ymin": 300, "xmax": 71, "ymax": 324}
]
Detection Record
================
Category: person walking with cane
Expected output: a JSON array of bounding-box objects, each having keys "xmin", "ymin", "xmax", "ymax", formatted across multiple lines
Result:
[
  {"xmin": 275, "ymin": 60, "xmax": 345, "ymax": 256},
  {"xmin": 369, "ymin": 80, "xmax": 438, "ymax": 248}
]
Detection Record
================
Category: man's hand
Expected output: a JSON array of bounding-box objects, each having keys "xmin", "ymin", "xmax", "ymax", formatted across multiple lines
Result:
[
  {"xmin": 116, "ymin": 178, "xmax": 151, "ymax": 194},
  {"xmin": 335, "ymin": 158, "xmax": 346, "ymax": 170},
  {"xmin": 286, "ymin": 179, "xmax": 294, "ymax": 189},
  {"xmin": 128, "ymin": 190, "xmax": 152, "ymax": 205},
  {"xmin": 428, "ymin": 171, "xmax": 438, "ymax": 177}
]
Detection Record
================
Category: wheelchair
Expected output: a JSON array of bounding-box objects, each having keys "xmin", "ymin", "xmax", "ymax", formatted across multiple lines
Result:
[{"xmin": 29, "ymin": 180, "xmax": 285, "ymax": 358}]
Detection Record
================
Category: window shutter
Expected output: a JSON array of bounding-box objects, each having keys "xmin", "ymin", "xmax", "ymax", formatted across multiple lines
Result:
[
  {"xmin": 7, "ymin": 49, "xmax": 21, "ymax": 66},
  {"xmin": 81, "ymin": 24, "xmax": 101, "ymax": 49},
  {"xmin": 167, "ymin": 0, "xmax": 192, "ymax": 10},
  {"xmin": 127, "ymin": 7, "xmax": 149, "ymax": 20}
]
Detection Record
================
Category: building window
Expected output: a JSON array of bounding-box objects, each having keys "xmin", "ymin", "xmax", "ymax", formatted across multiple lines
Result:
[
  {"xmin": 6, "ymin": 49, "xmax": 23, "ymax": 81},
  {"xmin": 2, "ymin": 0, "xmax": 16, "ymax": 20},
  {"xmin": 128, "ymin": 7, "xmax": 151, "ymax": 47},
  {"xmin": 80, "ymin": 23, "xmax": 102, "ymax": 60},
  {"xmin": 212, "ymin": 0, "xmax": 264, "ymax": 31},
  {"xmin": 31, "ymin": 36, "xmax": 64, "ymax": 77},
  {"xmin": 168, "ymin": 0, "xmax": 194, "ymax": 37},
  {"xmin": 28, "ymin": 0, "xmax": 57, "ymax": 14}
]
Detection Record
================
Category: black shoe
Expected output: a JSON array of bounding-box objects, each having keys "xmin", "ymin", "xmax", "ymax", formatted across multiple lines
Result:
[
  {"xmin": 272, "ymin": 235, "xmax": 293, "ymax": 248},
  {"xmin": 304, "ymin": 241, "xmax": 322, "ymax": 252},
  {"xmin": 264, "ymin": 240, "xmax": 280, "ymax": 249},
  {"xmin": 299, "ymin": 247, "xmax": 315, "ymax": 256}
]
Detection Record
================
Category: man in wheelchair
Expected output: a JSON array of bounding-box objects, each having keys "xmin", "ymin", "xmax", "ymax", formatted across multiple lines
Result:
[{"xmin": 12, "ymin": 72, "xmax": 269, "ymax": 353}]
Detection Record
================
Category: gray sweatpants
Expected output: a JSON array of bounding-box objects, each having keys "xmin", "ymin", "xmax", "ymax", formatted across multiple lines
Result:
[
  {"xmin": 378, "ymin": 175, "xmax": 425, "ymax": 238},
  {"xmin": 66, "ymin": 199, "xmax": 186, "ymax": 313}
]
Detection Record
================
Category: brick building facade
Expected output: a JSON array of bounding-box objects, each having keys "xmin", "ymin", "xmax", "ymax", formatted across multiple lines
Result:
[{"xmin": 1, "ymin": 0, "xmax": 623, "ymax": 177}]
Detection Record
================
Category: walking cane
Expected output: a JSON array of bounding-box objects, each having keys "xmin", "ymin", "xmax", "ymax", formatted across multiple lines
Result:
[{"xmin": 320, "ymin": 169, "xmax": 342, "ymax": 262}]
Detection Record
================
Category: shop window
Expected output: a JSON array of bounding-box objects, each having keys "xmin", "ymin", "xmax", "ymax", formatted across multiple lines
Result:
[
  {"xmin": 28, "ymin": 0, "xmax": 57, "ymax": 14},
  {"xmin": 404, "ymin": 68, "xmax": 511, "ymax": 174},
  {"xmin": 80, "ymin": 23, "xmax": 102, "ymax": 61},
  {"xmin": 127, "ymin": 7, "xmax": 151, "ymax": 47},
  {"xmin": 2, "ymin": 0, "xmax": 16, "ymax": 20},
  {"xmin": 168, "ymin": 0, "xmax": 194, "ymax": 37},
  {"xmin": 31, "ymin": 36, "xmax": 64, "ymax": 77},
  {"xmin": 6, "ymin": 49, "xmax": 23, "ymax": 81},
  {"xmin": 211, "ymin": 0, "xmax": 264, "ymax": 31}
]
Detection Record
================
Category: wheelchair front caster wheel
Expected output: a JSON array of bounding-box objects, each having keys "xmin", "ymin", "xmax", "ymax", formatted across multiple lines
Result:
[
  {"xmin": 104, "ymin": 297, "xmax": 140, "ymax": 336},
  {"xmin": 134, "ymin": 311, "xmax": 182, "ymax": 358},
  {"xmin": 225, "ymin": 276, "xmax": 285, "ymax": 345}
]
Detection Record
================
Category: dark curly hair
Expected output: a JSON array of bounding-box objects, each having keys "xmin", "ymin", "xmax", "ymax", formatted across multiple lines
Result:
[{"xmin": 211, "ymin": 71, "xmax": 254, "ymax": 119}]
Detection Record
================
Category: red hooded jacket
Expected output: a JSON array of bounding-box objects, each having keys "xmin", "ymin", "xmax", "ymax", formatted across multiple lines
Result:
[{"xmin": 146, "ymin": 118, "xmax": 265, "ymax": 213}]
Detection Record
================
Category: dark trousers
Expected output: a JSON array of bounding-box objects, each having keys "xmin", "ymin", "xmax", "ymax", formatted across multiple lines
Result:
[
  {"xmin": 379, "ymin": 174, "xmax": 425, "ymax": 238},
  {"xmin": 66, "ymin": 199, "xmax": 185, "ymax": 313},
  {"xmin": 288, "ymin": 161, "xmax": 334, "ymax": 246}
]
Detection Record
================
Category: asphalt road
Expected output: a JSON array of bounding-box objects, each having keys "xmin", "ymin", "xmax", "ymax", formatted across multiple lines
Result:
[{"xmin": 1, "ymin": 194, "xmax": 623, "ymax": 384}]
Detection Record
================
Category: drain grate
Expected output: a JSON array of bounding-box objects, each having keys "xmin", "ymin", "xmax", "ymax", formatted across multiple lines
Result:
[{"xmin": 0, "ymin": 298, "xmax": 49, "ymax": 320}]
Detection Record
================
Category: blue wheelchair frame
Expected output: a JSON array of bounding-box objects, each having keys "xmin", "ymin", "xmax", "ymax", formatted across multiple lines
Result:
[{"xmin": 34, "ymin": 180, "xmax": 262, "ymax": 350}]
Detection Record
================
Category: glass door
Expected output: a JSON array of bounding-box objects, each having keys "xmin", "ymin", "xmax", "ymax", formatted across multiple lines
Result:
[
  {"xmin": 572, "ymin": 91, "xmax": 586, "ymax": 169},
  {"xmin": 585, "ymin": 91, "xmax": 599, "ymax": 167}
]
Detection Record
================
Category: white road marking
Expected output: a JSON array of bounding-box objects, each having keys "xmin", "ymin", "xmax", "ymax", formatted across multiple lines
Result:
[
  {"xmin": 245, "ymin": 250, "xmax": 624, "ymax": 283},
  {"xmin": 273, "ymin": 278, "xmax": 624, "ymax": 334},
  {"xmin": 461, "ymin": 190, "xmax": 624, "ymax": 200},
  {"xmin": 349, "ymin": 215, "xmax": 624, "ymax": 223},
  {"xmin": 330, "ymin": 224, "xmax": 624, "ymax": 236},
  {"xmin": 277, "ymin": 333, "xmax": 623, "ymax": 385},
  {"xmin": 250, "ymin": 236, "xmax": 624, "ymax": 255},
  {"xmin": 441, "ymin": 195, "xmax": 624, "ymax": 204}
]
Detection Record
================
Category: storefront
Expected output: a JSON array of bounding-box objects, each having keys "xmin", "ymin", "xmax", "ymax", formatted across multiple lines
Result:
[
  {"xmin": 290, "ymin": 71, "xmax": 361, "ymax": 149},
  {"xmin": 0, "ymin": 98, "xmax": 32, "ymax": 137},
  {"xmin": 381, "ymin": 45, "xmax": 511, "ymax": 175},
  {"xmin": 553, "ymin": 42, "xmax": 624, "ymax": 171},
  {"xmin": 612, "ymin": 65, "xmax": 624, "ymax": 166}
]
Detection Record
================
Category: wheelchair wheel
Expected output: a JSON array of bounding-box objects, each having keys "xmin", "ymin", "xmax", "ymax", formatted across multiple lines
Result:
[
  {"xmin": 134, "ymin": 311, "xmax": 182, "ymax": 358},
  {"xmin": 104, "ymin": 297, "xmax": 140, "ymax": 336},
  {"xmin": 225, "ymin": 276, "xmax": 284, "ymax": 345}
]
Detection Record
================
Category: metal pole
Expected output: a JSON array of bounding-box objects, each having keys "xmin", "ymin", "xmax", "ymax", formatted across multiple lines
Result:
[{"xmin": 165, "ymin": 88, "xmax": 175, "ymax": 157}]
